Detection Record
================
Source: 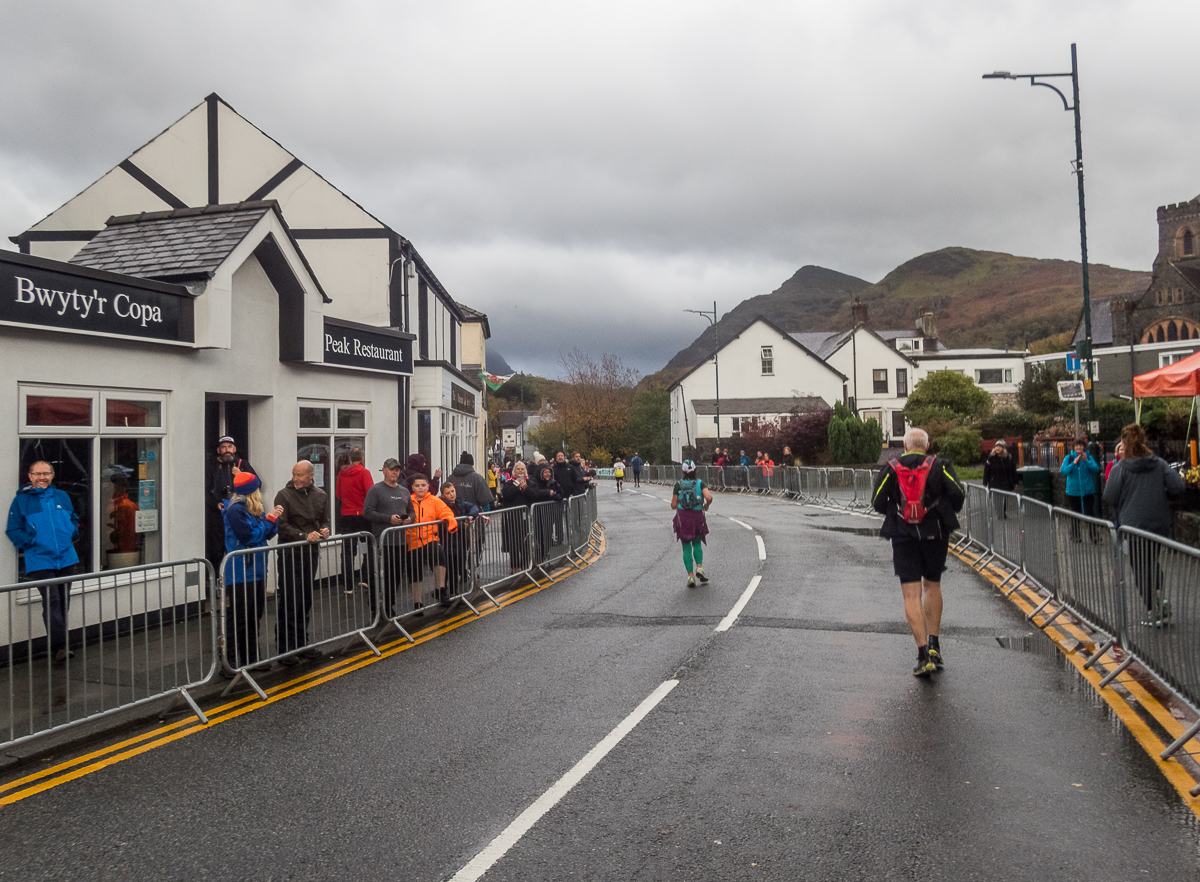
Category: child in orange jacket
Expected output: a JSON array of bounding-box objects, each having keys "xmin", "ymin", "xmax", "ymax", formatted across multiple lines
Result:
[{"xmin": 405, "ymin": 475, "xmax": 457, "ymax": 614}]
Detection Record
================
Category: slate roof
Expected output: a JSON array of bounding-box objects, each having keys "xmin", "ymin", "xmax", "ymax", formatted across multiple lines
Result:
[
  {"xmin": 1072, "ymin": 294, "xmax": 1118, "ymax": 346},
  {"xmin": 691, "ymin": 397, "xmax": 830, "ymax": 415},
  {"xmin": 499, "ymin": 412, "xmax": 529, "ymax": 429},
  {"xmin": 789, "ymin": 328, "xmax": 946, "ymax": 359},
  {"xmin": 70, "ymin": 201, "xmax": 276, "ymax": 282}
]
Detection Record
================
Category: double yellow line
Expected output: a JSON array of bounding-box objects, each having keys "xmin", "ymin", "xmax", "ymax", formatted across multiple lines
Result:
[
  {"xmin": 951, "ymin": 546, "xmax": 1200, "ymax": 818},
  {"xmin": 1, "ymin": 541, "xmax": 603, "ymax": 808}
]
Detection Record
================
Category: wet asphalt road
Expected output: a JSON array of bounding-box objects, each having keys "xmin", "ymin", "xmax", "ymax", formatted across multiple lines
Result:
[{"xmin": 1, "ymin": 484, "xmax": 1199, "ymax": 880}]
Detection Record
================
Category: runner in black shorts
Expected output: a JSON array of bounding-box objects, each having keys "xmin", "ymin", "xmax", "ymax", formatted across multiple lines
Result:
[{"xmin": 872, "ymin": 427, "xmax": 965, "ymax": 677}]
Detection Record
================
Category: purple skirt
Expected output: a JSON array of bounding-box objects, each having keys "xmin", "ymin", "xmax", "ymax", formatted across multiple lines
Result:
[{"xmin": 673, "ymin": 508, "xmax": 709, "ymax": 543}]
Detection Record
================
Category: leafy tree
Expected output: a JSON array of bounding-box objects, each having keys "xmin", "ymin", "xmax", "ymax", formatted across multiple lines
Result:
[
  {"xmin": 827, "ymin": 418, "xmax": 852, "ymax": 465},
  {"xmin": 625, "ymin": 384, "xmax": 670, "ymax": 464},
  {"xmin": 934, "ymin": 427, "xmax": 983, "ymax": 466},
  {"xmin": 1017, "ymin": 362, "xmax": 1070, "ymax": 417},
  {"xmin": 526, "ymin": 420, "xmax": 569, "ymax": 459},
  {"xmin": 903, "ymin": 370, "xmax": 992, "ymax": 427},
  {"xmin": 555, "ymin": 349, "xmax": 639, "ymax": 455},
  {"xmin": 976, "ymin": 407, "xmax": 1048, "ymax": 442}
]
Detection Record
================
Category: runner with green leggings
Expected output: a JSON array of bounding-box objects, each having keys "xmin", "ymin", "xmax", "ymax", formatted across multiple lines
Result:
[{"xmin": 671, "ymin": 460, "xmax": 713, "ymax": 588}]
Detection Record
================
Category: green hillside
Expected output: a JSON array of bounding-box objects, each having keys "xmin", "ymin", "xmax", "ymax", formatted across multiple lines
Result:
[{"xmin": 647, "ymin": 247, "xmax": 1149, "ymax": 388}]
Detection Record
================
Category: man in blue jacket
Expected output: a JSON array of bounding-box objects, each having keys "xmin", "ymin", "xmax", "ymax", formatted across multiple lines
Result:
[{"xmin": 6, "ymin": 461, "xmax": 80, "ymax": 661}]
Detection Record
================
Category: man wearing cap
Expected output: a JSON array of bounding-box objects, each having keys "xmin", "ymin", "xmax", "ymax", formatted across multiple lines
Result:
[
  {"xmin": 206, "ymin": 436, "xmax": 255, "ymax": 577},
  {"xmin": 273, "ymin": 461, "xmax": 330, "ymax": 662},
  {"xmin": 363, "ymin": 458, "xmax": 413, "ymax": 619}
]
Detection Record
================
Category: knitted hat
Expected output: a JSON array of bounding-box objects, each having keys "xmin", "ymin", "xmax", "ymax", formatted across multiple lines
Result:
[
  {"xmin": 460, "ymin": 451, "xmax": 474, "ymax": 466},
  {"xmin": 232, "ymin": 471, "xmax": 261, "ymax": 495}
]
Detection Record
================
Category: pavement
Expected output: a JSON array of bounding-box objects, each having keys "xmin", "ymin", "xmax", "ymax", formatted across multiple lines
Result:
[{"xmin": 1, "ymin": 483, "xmax": 1198, "ymax": 880}]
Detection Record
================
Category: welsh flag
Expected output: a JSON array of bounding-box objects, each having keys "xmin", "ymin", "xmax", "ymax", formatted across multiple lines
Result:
[{"xmin": 479, "ymin": 371, "xmax": 513, "ymax": 391}]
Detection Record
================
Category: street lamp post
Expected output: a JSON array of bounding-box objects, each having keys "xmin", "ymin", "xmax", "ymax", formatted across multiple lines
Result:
[
  {"xmin": 984, "ymin": 43, "xmax": 1097, "ymax": 435},
  {"xmin": 685, "ymin": 302, "xmax": 720, "ymax": 461}
]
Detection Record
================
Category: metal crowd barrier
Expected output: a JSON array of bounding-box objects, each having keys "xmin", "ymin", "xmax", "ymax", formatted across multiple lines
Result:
[
  {"xmin": 219, "ymin": 532, "xmax": 381, "ymax": 697},
  {"xmin": 2, "ymin": 558, "xmax": 216, "ymax": 751}
]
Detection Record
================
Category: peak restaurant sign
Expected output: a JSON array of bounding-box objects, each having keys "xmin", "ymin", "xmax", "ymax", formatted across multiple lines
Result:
[{"xmin": 0, "ymin": 252, "xmax": 193, "ymax": 344}]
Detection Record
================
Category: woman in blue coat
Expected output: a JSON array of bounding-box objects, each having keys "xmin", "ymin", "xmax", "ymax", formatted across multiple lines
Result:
[
  {"xmin": 1060, "ymin": 438, "xmax": 1101, "ymax": 538},
  {"xmin": 222, "ymin": 472, "xmax": 282, "ymax": 669}
]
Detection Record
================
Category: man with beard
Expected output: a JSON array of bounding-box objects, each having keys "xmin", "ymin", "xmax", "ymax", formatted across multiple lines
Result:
[{"xmin": 206, "ymin": 436, "xmax": 255, "ymax": 581}]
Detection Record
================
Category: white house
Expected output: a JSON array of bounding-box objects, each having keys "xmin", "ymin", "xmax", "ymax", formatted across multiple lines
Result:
[
  {"xmin": 669, "ymin": 317, "xmax": 846, "ymax": 462},
  {"xmin": 10, "ymin": 93, "xmax": 485, "ymax": 481}
]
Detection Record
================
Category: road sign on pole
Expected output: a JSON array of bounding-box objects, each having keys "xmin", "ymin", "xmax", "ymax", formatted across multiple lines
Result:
[
  {"xmin": 1057, "ymin": 380, "xmax": 1086, "ymax": 402},
  {"xmin": 1066, "ymin": 352, "xmax": 1081, "ymax": 372}
]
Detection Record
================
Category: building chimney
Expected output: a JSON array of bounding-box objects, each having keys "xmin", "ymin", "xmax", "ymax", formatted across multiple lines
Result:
[
  {"xmin": 915, "ymin": 306, "xmax": 938, "ymax": 341},
  {"xmin": 850, "ymin": 299, "xmax": 869, "ymax": 327}
]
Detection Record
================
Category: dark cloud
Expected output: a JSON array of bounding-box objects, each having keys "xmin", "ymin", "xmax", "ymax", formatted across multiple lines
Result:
[{"xmin": 3, "ymin": 1, "xmax": 1199, "ymax": 377}]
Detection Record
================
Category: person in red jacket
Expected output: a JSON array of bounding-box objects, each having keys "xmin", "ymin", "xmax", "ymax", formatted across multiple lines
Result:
[{"xmin": 336, "ymin": 447, "xmax": 376, "ymax": 592}]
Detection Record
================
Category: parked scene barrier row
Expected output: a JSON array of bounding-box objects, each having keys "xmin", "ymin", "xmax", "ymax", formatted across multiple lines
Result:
[
  {"xmin": 2, "ymin": 489, "xmax": 600, "ymax": 749},
  {"xmin": 633, "ymin": 465, "xmax": 879, "ymax": 509}
]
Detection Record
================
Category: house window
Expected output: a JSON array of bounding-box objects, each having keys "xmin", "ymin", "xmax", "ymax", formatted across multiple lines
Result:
[
  {"xmin": 297, "ymin": 401, "xmax": 369, "ymax": 503},
  {"xmin": 896, "ymin": 338, "xmax": 922, "ymax": 352},
  {"xmin": 975, "ymin": 368, "xmax": 1004, "ymax": 384},
  {"xmin": 18, "ymin": 386, "xmax": 167, "ymax": 575},
  {"xmin": 761, "ymin": 347, "xmax": 774, "ymax": 376},
  {"xmin": 1004, "ymin": 369, "xmax": 1013, "ymax": 384},
  {"xmin": 731, "ymin": 417, "xmax": 741, "ymax": 432},
  {"xmin": 1160, "ymin": 350, "xmax": 1194, "ymax": 367},
  {"xmin": 896, "ymin": 369, "xmax": 908, "ymax": 397},
  {"xmin": 892, "ymin": 411, "xmax": 905, "ymax": 437},
  {"xmin": 872, "ymin": 369, "xmax": 888, "ymax": 394},
  {"xmin": 1183, "ymin": 229, "xmax": 1195, "ymax": 257}
]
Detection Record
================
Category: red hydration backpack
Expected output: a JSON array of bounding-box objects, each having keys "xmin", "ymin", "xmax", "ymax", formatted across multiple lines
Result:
[{"xmin": 889, "ymin": 455, "xmax": 935, "ymax": 524}]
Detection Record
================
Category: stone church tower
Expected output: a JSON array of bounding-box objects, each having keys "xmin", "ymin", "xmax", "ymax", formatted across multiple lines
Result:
[{"xmin": 1111, "ymin": 197, "xmax": 1200, "ymax": 345}]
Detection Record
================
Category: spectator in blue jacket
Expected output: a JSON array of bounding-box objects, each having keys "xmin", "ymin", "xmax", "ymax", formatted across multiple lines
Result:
[
  {"xmin": 1060, "ymin": 438, "xmax": 1101, "ymax": 537},
  {"xmin": 223, "ymin": 471, "xmax": 283, "ymax": 671},
  {"xmin": 6, "ymin": 461, "xmax": 80, "ymax": 661}
]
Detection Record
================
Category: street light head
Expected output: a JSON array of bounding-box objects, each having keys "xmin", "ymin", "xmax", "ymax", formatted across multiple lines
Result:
[{"xmin": 982, "ymin": 71, "xmax": 1014, "ymax": 79}]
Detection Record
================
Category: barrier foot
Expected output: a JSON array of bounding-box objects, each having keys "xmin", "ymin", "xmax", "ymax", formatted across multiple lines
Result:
[
  {"xmin": 348, "ymin": 629, "xmax": 382, "ymax": 657},
  {"xmin": 1025, "ymin": 594, "xmax": 1054, "ymax": 622},
  {"xmin": 176, "ymin": 686, "xmax": 209, "ymax": 724},
  {"xmin": 1034, "ymin": 602, "xmax": 1066, "ymax": 631},
  {"xmin": 996, "ymin": 564, "xmax": 1022, "ymax": 591},
  {"xmin": 476, "ymin": 584, "xmax": 501, "ymax": 610},
  {"xmin": 381, "ymin": 616, "xmax": 416, "ymax": 644},
  {"xmin": 221, "ymin": 669, "xmax": 268, "ymax": 701},
  {"xmin": 1082, "ymin": 638, "xmax": 1116, "ymax": 671},
  {"xmin": 459, "ymin": 595, "xmax": 482, "ymax": 616},
  {"xmin": 157, "ymin": 686, "xmax": 209, "ymax": 725},
  {"xmin": 1160, "ymin": 718, "xmax": 1200, "ymax": 761},
  {"xmin": 1098, "ymin": 654, "xmax": 1136, "ymax": 689},
  {"xmin": 972, "ymin": 550, "xmax": 996, "ymax": 572},
  {"xmin": 1002, "ymin": 573, "xmax": 1029, "ymax": 598}
]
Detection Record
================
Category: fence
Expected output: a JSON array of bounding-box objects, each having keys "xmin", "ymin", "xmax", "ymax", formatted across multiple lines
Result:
[
  {"xmin": 2, "ymin": 558, "xmax": 216, "ymax": 750},
  {"xmin": 639, "ymin": 465, "xmax": 878, "ymax": 509},
  {"xmin": 955, "ymin": 480, "xmax": 1200, "ymax": 790}
]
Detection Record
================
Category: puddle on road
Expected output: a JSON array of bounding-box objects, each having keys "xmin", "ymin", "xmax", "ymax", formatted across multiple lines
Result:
[
  {"xmin": 808, "ymin": 525, "xmax": 884, "ymax": 538},
  {"xmin": 994, "ymin": 633, "xmax": 1064, "ymax": 658}
]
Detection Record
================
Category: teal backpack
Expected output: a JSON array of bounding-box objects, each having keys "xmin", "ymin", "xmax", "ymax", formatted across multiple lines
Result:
[{"xmin": 677, "ymin": 479, "xmax": 703, "ymax": 510}]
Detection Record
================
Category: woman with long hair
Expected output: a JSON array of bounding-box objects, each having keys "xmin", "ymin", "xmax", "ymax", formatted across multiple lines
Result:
[
  {"xmin": 498, "ymin": 461, "xmax": 557, "ymax": 573},
  {"xmin": 222, "ymin": 471, "xmax": 283, "ymax": 670},
  {"xmin": 1103, "ymin": 423, "xmax": 1185, "ymax": 626}
]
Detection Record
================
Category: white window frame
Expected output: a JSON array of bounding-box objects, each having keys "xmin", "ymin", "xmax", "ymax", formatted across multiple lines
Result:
[
  {"xmin": 761, "ymin": 346, "xmax": 774, "ymax": 376},
  {"xmin": 17, "ymin": 384, "xmax": 169, "ymax": 580},
  {"xmin": 1160, "ymin": 350, "xmax": 1193, "ymax": 368}
]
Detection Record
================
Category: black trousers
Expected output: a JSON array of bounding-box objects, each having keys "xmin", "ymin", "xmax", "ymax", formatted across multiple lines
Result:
[
  {"xmin": 276, "ymin": 544, "xmax": 318, "ymax": 654},
  {"xmin": 25, "ymin": 565, "xmax": 77, "ymax": 654},
  {"xmin": 338, "ymin": 514, "xmax": 370, "ymax": 584},
  {"xmin": 226, "ymin": 578, "xmax": 265, "ymax": 667}
]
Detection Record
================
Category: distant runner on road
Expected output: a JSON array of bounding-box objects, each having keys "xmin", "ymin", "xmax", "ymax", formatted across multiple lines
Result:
[
  {"xmin": 671, "ymin": 460, "xmax": 713, "ymax": 588},
  {"xmin": 872, "ymin": 428, "xmax": 964, "ymax": 677}
]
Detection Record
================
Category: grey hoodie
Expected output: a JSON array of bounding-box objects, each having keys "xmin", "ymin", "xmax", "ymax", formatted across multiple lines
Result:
[
  {"xmin": 448, "ymin": 463, "xmax": 494, "ymax": 509},
  {"xmin": 1102, "ymin": 455, "xmax": 1184, "ymax": 535}
]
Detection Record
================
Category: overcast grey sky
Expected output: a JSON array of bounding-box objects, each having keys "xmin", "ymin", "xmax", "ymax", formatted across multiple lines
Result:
[{"xmin": 3, "ymin": 1, "xmax": 1198, "ymax": 377}]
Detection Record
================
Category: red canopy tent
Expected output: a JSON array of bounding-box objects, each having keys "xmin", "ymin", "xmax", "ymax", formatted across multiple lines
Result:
[
  {"xmin": 1133, "ymin": 349, "xmax": 1200, "ymax": 399},
  {"xmin": 1132, "ymin": 350, "xmax": 1200, "ymax": 446}
]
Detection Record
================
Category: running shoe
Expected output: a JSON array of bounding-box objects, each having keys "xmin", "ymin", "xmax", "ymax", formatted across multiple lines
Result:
[
  {"xmin": 695, "ymin": 566, "xmax": 708, "ymax": 583},
  {"xmin": 687, "ymin": 574, "xmax": 696, "ymax": 588},
  {"xmin": 1162, "ymin": 599, "xmax": 1173, "ymax": 623},
  {"xmin": 928, "ymin": 647, "xmax": 944, "ymax": 669},
  {"xmin": 913, "ymin": 653, "xmax": 936, "ymax": 678}
]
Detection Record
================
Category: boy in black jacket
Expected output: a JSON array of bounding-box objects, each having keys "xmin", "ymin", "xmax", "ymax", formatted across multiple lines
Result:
[{"xmin": 872, "ymin": 428, "xmax": 965, "ymax": 677}]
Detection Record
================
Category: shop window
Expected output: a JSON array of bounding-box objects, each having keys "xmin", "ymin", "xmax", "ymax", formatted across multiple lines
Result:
[
  {"xmin": 872, "ymin": 370, "xmax": 888, "ymax": 394},
  {"xmin": 17, "ymin": 386, "xmax": 166, "ymax": 576},
  {"xmin": 297, "ymin": 402, "xmax": 369, "ymax": 502},
  {"xmin": 26, "ymin": 395, "xmax": 93, "ymax": 428}
]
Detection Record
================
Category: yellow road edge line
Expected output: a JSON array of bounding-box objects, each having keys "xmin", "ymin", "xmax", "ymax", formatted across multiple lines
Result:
[
  {"xmin": 951, "ymin": 547, "xmax": 1200, "ymax": 817},
  {"xmin": 1, "ymin": 538, "xmax": 605, "ymax": 807}
]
